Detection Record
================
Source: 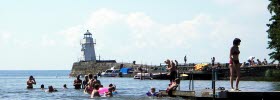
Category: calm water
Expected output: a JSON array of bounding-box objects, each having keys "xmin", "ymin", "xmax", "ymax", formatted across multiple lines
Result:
[{"xmin": 0, "ymin": 70, "xmax": 280, "ymax": 100}]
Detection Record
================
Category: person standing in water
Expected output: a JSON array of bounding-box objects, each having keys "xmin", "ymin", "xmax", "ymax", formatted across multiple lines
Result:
[
  {"xmin": 82, "ymin": 75, "xmax": 89, "ymax": 89},
  {"xmin": 73, "ymin": 75, "xmax": 82, "ymax": 89},
  {"xmin": 229, "ymin": 38, "xmax": 241, "ymax": 91},
  {"xmin": 27, "ymin": 76, "xmax": 36, "ymax": 89}
]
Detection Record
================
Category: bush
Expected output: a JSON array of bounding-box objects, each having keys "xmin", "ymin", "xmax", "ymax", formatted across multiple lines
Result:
[
  {"xmin": 264, "ymin": 69, "xmax": 280, "ymax": 81},
  {"xmin": 265, "ymin": 69, "xmax": 273, "ymax": 77}
]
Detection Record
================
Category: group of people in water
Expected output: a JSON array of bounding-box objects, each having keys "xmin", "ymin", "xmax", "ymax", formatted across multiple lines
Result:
[
  {"xmin": 26, "ymin": 75, "xmax": 59, "ymax": 92},
  {"xmin": 73, "ymin": 73, "xmax": 117, "ymax": 98},
  {"xmin": 26, "ymin": 74, "xmax": 117, "ymax": 98}
]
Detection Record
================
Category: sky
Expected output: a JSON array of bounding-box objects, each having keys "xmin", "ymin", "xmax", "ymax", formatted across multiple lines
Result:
[{"xmin": 0, "ymin": 0, "xmax": 273, "ymax": 70}]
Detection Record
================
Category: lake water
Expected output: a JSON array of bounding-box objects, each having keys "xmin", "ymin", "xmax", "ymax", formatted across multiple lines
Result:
[{"xmin": 0, "ymin": 70, "xmax": 280, "ymax": 100}]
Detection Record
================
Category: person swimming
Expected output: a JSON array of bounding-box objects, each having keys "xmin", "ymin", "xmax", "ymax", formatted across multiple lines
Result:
[
  {"xmin": 45, "ymin": 86, "xmax": 58, "ymax": 92},
  {"xmin": 27, "ymin": 76, "xmax": 36, "ymax": 89},
  {"xmin": 105, "ymin": 87, "xmax": 113, "ymax": 97},
  {"xmin": 146, "ymin": 87, "xmax": 158, "ymax": 97},
  {"xmin": 41, "ymin": 84, "xmax": 44, "ymax": 90},
  {"xmin": 63, "ymin": 84, "xmax": 68, "ymax": 89}
]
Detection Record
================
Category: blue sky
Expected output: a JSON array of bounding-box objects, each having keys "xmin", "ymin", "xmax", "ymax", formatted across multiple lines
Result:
[{"xmin": 0, "ymin": 0, "xmax": 272, "ymax": 70}]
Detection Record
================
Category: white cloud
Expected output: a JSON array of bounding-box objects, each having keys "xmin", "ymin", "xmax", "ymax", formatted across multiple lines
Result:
[
  {"xmin": 126, "ymin": 12, "xmax": 155, "ymax": 31},
  {"xmin": 13, "ymin": 39, "xmax": 31, "ymax": 48},
  {"xmin": 59, "ymin": 8, "xmax": 236, "ymax": 51},
  {"xmin": 86, "ymin": 8, "xmax": 124, "ymax": 29},
  {"xmin": 41, "ymin": 35, "xmax": 56, "ymax": 47},
  {"xmin": 57, "ymin": 8, "xmax": 269, "ymax": 63},
  {"xmin": 58, "ymin": 25, "xmax": 84, "ymax": 47},
  {"xmin": 0, "ymin": 32, "xmax": 12, "ymax": 44}
]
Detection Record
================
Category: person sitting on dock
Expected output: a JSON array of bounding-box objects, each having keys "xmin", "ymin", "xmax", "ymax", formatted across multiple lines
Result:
[
  {"xmin": 27, "ymin": 76, "xmax": 36, "ymax": 89},
  {"xmin": 247, "ymin": 56, "xmax": 255, "ymax": 66},
  {"xmin": 146, "ymin": 87, "xmax": 159, "ymax": 97},
  {"xmin": 257, "ymin": 59, "xmax": 262, "ymax": 65},
  {"xmin": 73, "ymin": 75, "xmax": 82, "ymax": 89},
  {"xmin": 166, "ymin": 78, "xmax": 180, "ymax": 97},
  {"xmin": 262, "ymin": 58, "xmax": 268, "ymax": 65}
]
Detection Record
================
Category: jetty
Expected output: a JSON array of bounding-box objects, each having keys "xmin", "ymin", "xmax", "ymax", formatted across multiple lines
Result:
[{"xmin": 159, "ymin": 89, "xmax": 280, "ymax": 100}]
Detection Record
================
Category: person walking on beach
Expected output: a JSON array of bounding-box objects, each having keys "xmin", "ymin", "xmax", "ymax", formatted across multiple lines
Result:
[
  {"xmin": 27, "ymin": 76, "xmax": 36, "ymax": 89},
  {"xmin": 229, "ymin": 38, "xmax": 241, "ymax": 91}
]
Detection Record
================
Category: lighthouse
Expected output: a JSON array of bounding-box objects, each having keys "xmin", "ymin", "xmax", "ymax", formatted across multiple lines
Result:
[{"xmin": 81, "ymin": 30, "xmax": 96, "ymax": 61}]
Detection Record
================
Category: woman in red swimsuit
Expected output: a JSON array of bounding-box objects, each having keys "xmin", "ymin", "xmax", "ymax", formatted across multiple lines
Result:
[{"xmin": 229, "ymin": 38, "xmax": 241, "ymax": 91}]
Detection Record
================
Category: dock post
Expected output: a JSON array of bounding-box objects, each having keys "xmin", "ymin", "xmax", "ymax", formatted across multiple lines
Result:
[
  {"xmin": 212, "ymin": 68, "xmax": 216, "ymax": 99},
  {"xmin": 189, "ymin": 71, "xmax": 194, "ymax": 90}
]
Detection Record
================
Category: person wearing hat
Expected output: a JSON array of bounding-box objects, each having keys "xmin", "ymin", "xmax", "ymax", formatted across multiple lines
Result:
[{"xmin": 229, "ymin": 38, "xmax": 241, "ymax": 91}]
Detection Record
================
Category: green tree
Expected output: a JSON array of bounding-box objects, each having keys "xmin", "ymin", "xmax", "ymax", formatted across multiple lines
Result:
[{"xmin": 267, "ymin": 0, "xmax": 280, "ymax": 62}]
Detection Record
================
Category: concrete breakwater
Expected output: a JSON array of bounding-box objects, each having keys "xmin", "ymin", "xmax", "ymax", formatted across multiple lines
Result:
[
  {"xmin": 70, "ymin": 61, "xmax": 280, "ymax": 80},
  {"xmin": 70, "ymin": 61, "xmax": 154, "ymax": 77}
]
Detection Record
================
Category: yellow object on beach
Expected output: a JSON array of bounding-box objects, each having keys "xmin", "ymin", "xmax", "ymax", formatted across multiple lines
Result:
[{"xmin": 180, "ymin": 74, "xmax": 188, "ymax": 77}]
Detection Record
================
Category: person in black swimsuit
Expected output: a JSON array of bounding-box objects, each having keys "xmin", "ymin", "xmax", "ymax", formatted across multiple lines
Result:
[
  {"xmin": 229, "ymin": 38, "xmax": 241, "ymax": 91},
  {"xmin": 73, "ymin": 75, "xmax": 82, "ymax": 89}
]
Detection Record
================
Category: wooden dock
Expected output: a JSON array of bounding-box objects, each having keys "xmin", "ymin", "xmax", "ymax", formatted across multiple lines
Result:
[{"xmin": 159, "ymin": 89, "xmax": 280, "ymax": 100}]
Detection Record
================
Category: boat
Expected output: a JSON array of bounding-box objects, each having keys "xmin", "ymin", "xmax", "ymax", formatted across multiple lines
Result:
[
  {"xmin": 101, "ymin": 66, "xmax": 120, "ymax": 77},
  {"xmin": 133, "ymin": 73, "xmax": 152, "ymax": 79}
]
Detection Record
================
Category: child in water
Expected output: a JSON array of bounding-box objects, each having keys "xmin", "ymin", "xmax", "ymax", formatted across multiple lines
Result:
[
  {"xmin": 109, "ymin": 84, "xmax": 117, "ymax": 94},
  {"xmin": 146, "ymin": 87, "xmax": 158, "ymax": 96},
  {"xmin": 105, "ymin": 87, "xmax": 113, "ymax": 97}
]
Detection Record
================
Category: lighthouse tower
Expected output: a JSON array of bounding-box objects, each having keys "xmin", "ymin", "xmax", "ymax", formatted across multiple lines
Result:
[{"xmin": 81, "ymin": 30, "xmax": 96, "ymax": 61}]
